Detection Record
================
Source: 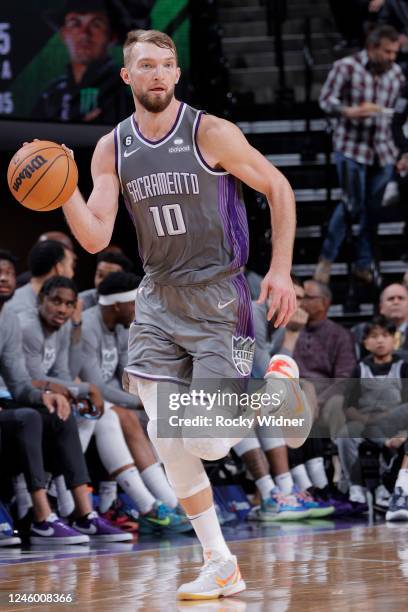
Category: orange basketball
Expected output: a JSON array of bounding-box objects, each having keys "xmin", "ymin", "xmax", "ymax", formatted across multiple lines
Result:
[{"xmin": 7, "ymin": 140, "xmax": 78, "ymax": 212}]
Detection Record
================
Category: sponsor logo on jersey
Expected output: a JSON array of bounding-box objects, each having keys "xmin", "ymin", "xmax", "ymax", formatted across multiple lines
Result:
[
  {"xmin": 174, "ymin": 137, "xmax": 183, "ymax": 145},
  {"xmin": 12, "ymin": 155, "xmax": 47, "ymax": 192},
  {"xmin": 168, "ymin": 144, "xmax": 191, "ymax": 153},
  {"xmin": 232, "ymin": 336, "xmax": 255, "ymax": 376}
]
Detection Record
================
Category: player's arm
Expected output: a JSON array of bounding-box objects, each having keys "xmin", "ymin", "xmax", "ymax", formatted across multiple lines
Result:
[
  {"xmin": 198, "ymin": 115, "xmax": 296, "ymax": 327},
  {"xmin": 62, "ymin": 131, "xmax": 119, "ymax": 253}
]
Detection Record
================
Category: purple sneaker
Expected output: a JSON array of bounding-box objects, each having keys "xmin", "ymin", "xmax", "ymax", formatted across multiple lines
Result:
[
  {"xmin": 30, "ymin": 513, "xmax": 89, "ymax": 545},
  {"xmin": 72, "ymin": 511, "xmax": 132, "ymax": 542},
  {"xmin": 312, "ymin": 487, "xmax": 353, "ymax": 517}
]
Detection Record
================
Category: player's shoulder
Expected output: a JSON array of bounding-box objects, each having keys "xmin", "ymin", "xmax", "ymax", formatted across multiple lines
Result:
[
  {"xmin": 96, "ymin": 129, "xmax": 115, "ymax": 151},
  {"xmin": 198, "ymin": 113, "xmax": 242, "ymax": 144}
]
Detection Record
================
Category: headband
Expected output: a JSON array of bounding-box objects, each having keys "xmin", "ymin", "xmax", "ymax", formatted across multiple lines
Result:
[{"xmin": 98, "ymin": 289, "xmax": 137, "ymax": 306}]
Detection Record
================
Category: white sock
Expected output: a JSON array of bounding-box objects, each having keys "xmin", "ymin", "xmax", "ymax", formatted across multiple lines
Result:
[
  {"xmin": 116, "ymin": 466, "xmax": 156, "ymax": 514},
  {"xmin": 290, "ymin": 465, "xmax": 312, "ymax": 492},
  {"xmin": 12, "ymin": 474, "xmax": 33, "ymax": 519},
  {"xmin": 99, "ymin": 481, "xmax": 118, "ymax": 513},
  {"xmin": 255, "ymin": 474, "xmax": 275, "ymax": 500},
  {"xmin": 349, "ymin": 484, "xmax": 366, "ymax": 503},
  {"xmin": 54, "ymin": 475, "xmax": 75, "ymax": 518},
  {"xmin": 305, "ymin": 457, "xmax": 328, "ymax": 489},
  {"xmin": 187, "ymin": 505, "xmax": 231, "ymax": 560},
  {"xmin": 275, "ymin": 471, "xmax": 295, "ymax": 494},
  {"xmin": 395, "ymin": 468, "xmax": 408, "ymax": 494},
  {"xmin": 140, "ymin": 462, "xmax": 178, "ymax": 509}
]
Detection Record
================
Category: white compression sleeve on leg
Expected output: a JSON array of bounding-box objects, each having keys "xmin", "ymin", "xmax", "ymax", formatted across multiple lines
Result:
[
  {"xmin": 77, "ymin": 418, "xmax": 97, "ymax": 452},
  {"xmin": 137, "ymin": 378, "xmax": 210, "ymax": 499},
  {"xmin": 94, "ymin": 402, "xmax": 134, "ymax": 473},
  {"xmin": 140, "ymin": 463, "xmax": 178, "ymax": 509}
]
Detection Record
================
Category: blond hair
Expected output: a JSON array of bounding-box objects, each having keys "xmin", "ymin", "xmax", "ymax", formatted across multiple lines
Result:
[{"xmin": 123, "ymin": 29, "xmax": 178, "ymax": 66}]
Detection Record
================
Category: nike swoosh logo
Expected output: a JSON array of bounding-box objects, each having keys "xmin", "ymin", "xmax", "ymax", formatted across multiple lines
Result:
[
  {"xmin": 124, "ymin": 147, "xmax": 141, "ymax": 158},
  {"xmin": 215, "ymin": 567, "xmax": 237, "ymax": 587},
  {"xmin": 31, "ymin": 526, "xmax": 54, "ymax": 536},
  {"xmin": 218, "ymin": 298, "xmax": 236, "ymax": 309},
  {"xmin": 75, "ymin": 524, "xmax": 98, "ymax": 534},
  {"xmin": 146, "ymin": 516, "xmax": 171, "ymax": 526}
]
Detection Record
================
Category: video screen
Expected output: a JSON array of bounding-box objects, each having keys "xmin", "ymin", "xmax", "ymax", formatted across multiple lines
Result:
[{"xmin": 0, "ymin": 0, "xmax": 189, "ymax": 124}]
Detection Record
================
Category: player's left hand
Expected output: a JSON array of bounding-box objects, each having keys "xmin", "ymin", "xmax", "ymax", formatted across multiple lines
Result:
[
  {"xmin": 42, "ymin": 392, "xmax": 71, "ymax": 421},
  {"xmin": 257, "ymin": 269, "xmax": 296, "ymax": 327}
]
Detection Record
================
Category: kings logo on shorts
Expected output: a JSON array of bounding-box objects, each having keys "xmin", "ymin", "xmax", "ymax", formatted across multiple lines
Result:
[{"xmin": 232, "ymin": 336, "xmax": 255, "ymax": 376}]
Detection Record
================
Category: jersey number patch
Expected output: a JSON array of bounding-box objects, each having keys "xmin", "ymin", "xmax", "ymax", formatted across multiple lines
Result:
[{"xmin": 149, "ymin": 204, "xmax": 187, "ymax": 236}]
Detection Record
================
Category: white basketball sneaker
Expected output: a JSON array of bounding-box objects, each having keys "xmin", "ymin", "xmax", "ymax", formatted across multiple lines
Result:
[
  {"xmin": 264, "ymin": 354, "xmax": 313, "ymax": 448},
  {"xmin": 177, "ymin": 553, "xmax": 246, "ymax": 600}
]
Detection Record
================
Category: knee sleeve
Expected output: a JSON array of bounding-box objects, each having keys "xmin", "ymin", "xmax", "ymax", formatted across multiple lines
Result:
[
  {"xmin": 146, "ymin": 418, "xmax": 210, "ymax": 499},
  {"xmin": 95, "ymin": 403, "xmax": 134, "ymax": 474}
]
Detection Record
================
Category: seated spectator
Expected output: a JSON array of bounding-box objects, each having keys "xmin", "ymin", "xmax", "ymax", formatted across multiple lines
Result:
[
  {"xmin": 279, "ymin": 280, "xmax": 356, "ymax": 436},
  {"xmin": 79, "ymin": 250, "xmax": 132, "ymax": 311},
  {"xmin": 353, "ymin": 283, "xmax": 408, "ymax": 360},
  {"xmin": 20, "ymin": 275, "xmax": 189, "ymax": 534},
  {"xmin": 0, "ymin": 249, "xmax": 122, "ymax": 544},
  {"xmin": 337, "ymin": 315, "xmax": 408, "ymax": 509}
]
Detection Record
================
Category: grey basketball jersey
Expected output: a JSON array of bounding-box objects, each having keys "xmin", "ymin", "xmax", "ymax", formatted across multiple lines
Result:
[{"xmin": 114, "ymin": 103, "xmax": 249, "ymax": 285}]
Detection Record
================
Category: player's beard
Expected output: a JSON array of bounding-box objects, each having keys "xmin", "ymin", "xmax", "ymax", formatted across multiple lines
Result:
[{"xmin": 136, "ymin": 87, "xmax": 174, "ymax": 113}]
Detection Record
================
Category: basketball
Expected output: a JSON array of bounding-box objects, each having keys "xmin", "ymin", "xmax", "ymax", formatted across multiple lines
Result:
[{"xmin": 7, "ymin": 140, "xmax": 78, "ymax": 212}]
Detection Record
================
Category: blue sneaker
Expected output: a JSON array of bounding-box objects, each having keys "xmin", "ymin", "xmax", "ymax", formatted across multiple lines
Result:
[
  {"xmin": 0, "ymin": 502, "xmax": 21, "ymax": 546},
  {"xmin": 296, "ymin": 489, "xmax": 335, "ymax": 518},
  {"xmin": 386, "ymin": 487, "xmax": 408, "ymax": 522},
  {"xmin": 30, "ymin": 513, "xmax": 89, "ymax": 545},
  {"xmin": 256, "ymin": 488, "xmax": 309, "ymax": 521},
  {"xmin": 139, "ymin": 502, "xmax": 192, "ymax": 534},
  {"xmin": 72, "ymin": 511, "xmax": 132, "ymax": 541}
]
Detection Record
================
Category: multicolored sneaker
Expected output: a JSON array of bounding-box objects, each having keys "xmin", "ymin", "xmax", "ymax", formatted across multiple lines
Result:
[
  {"xmin": 163, "ymin": 504, "xmax": 193, "ymax": 534},
  {"xmin": 30, "ymin": 513, "xmax": 89, "ymax": 545},
  {"xmin": 139, "ymin": 502, "xmax": 192, "ymax": 534},
  {"xmin": 0, "ymin": 503, "xmax": 21, "ymax": 547},
  {"xmin": 296, "ymin": 489, "xmax": 335, "ymax": 518},
  {"xmin": 100, "ymin": 501, "xmax": 139, "ymax": 533},
  {"xmin": 254, "ymin": 488, "xmax": 309, "ymax": 522},
  {"xmin": 386, "ymin": 487, "xmax": 408, "ymax": 522},
  {"xmin": 72, "ymin": 511, "xmax": 132, "ymax": 541},
  {"xmin": 177, "ymin": 553, "xmax": 246, "ymax": 600}
]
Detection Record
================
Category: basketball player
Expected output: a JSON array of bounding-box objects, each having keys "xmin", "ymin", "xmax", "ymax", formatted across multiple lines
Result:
[{"xmin": 30, "ymin": 29, "xmax": 297, "ymax": 599}]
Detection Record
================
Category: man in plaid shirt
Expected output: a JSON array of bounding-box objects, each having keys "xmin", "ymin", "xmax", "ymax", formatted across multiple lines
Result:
[{"xmin": 315, "ymin": 25, "xmax": 404, "ymax": 284}]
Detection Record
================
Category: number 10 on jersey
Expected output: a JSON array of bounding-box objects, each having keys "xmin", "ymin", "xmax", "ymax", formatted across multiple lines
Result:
[{"xmin": 149, "ymin": 204, "xmax": 187, "ymax": 236}]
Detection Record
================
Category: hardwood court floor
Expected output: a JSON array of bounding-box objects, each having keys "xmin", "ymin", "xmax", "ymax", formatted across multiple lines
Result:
[{"xmin": 0, "ymin": 520, "xmax": 407, "ymax": 611}]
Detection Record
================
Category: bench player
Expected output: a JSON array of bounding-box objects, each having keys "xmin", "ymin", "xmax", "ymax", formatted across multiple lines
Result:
[{"xmin": 36, "ymin": 29, "xmax": 297, "ymax": 600}]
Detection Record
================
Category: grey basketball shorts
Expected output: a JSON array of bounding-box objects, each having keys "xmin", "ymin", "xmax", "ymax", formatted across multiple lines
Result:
[{"xmin": 123, "ymin": 271, "xmax": 255, "ymax": 386}]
